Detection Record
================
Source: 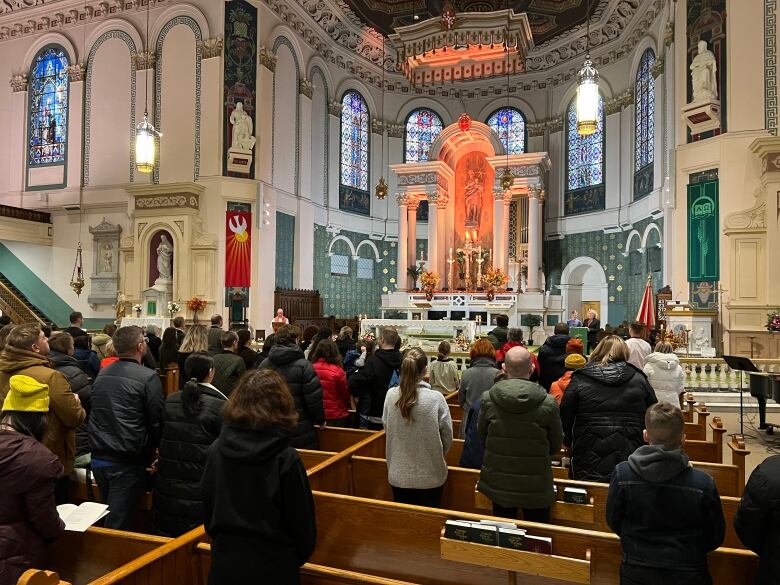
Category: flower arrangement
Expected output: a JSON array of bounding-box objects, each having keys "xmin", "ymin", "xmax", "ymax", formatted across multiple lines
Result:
[
  {"xmin": 186, "ymin": 297, "xmax": 208, "ymax": 312},
  {"xmin": 483, "ymin": 266, "xmax": 509, "ymax": 289},
  {"xmin": 454, "ymin": 334, "xmax": 469, "ymax": 352},
  {"xmin": 420, "ymin": 271, "xmax": 439, "ymax": 290},
  {"xmin": 659, "ymin": 328, "xmax": 687, "ymax": 350},
  {"xmin": 360, "ymin": 332, "xmax": 376, "ymax": 344},
  {"xmin": 767, "ymin": 310, "xmax": 780, "ymax": 332},
  {"xmin": 167, "ymin": 301, "xmax": 180, "ymax": 316},
  {"xmin": 132, "ymin": 304, "xmax": 143, "ymax": 316}
]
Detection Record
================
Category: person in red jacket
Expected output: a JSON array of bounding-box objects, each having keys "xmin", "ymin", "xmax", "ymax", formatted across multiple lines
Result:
[
  {"xmin": 311, "ymin": 340, "xmax": 351, "ymax": 427},
  {"xmin": 496, "ymin": 328, "xmax": 540, "ymax": 382}
]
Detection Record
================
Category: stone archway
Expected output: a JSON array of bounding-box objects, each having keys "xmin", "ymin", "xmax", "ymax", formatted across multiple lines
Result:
[{"xmin": 559, "ymin": 256, "xmax": 609, "ymax": 325}]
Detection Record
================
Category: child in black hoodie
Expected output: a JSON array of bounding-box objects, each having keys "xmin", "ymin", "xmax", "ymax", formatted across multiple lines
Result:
[{"xmin": 606, "ymin": 402, "xmax": 725, "ymax": 585}]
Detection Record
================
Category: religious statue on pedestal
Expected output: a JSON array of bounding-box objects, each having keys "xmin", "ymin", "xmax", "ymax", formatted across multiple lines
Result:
[
  {"xmin": 155, "ymin": 234, "xmax": 173, "ymax": 284},
  {"xmin": 464, "ymin": 168, "xmax": 485, "ymax": 229},
  {"xmin": 690, "ymin": 40, "xmax": 718, "ymax": 103},
  {"xmin": 229, "ymin": 102, "xmax": 256, "ymax": 151}
]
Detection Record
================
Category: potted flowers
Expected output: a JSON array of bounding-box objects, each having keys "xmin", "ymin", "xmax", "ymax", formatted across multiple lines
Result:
[
  {"xmin": 419, "ymin": 271, "xmax": 439, "ymax": 301},
  {"xmin": 483, "ymin": 266, "xmax": 509, "ymax": 301},
  {"xmin": 767, "ymin": 310, "xmax": 780, "ymax": 332},
  {"xmin": 186, "ymin": 297, "xmax": 208, "ymax": 323},
  {"xmin": 167, "ymin": 300, "xmax": 181, "ymax": 319},
  {"xmin": 132, "ymin": 304, "xmax": 143, "ymax": 317}
]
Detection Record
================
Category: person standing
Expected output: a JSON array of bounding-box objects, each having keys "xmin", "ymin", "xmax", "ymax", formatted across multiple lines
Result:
[
  {"xmin": 550, "ymin": 353, "xmax": 586, "ymax": 406},
  {"xmin": 428, "ymin": 341, "xmax": 460, "ymax": 395},
  {"xmin": 311, "ymin": 340, "xmax": 351, "ymax": 427},
  {"xmin": 486, "ymin": 315, "xmax": 510, "ymax": 350},
  {"xmin": 272, "ymin": 308, "xmax": 289, "ymax": 325},
  {"xmin": 73, "ymin": 335, "xmax": 101, "ymax": 379},
  {"xmin": 91, "ymin": 324, "xmax": 117, "ymax": 360},
  {"xmin": 625, "ymin": 322, "xmax": 652, "ymax": 370},
  {"xmin": 172, "ymin": 316, "xmax": 186, "ymax": 345},
  {"xmin": 607, "ymin": 403, "xmax": 724, "ymax": 585},
  {"xmin": 64, "ymin": 311, "xmax": 88, "ymax": 340},
  {"xmin": 383, "ymin": 348, "xmax": 452, "ymax": 508},
  {"xmin": 560, "ymin": 336, "xmax": 657, "ymax": 482},
  {"xmin": 478, "ymin": 347, "xmax": 563, "ymax": 522},
  {"xmin": 537, "ymin": 323, "xmax": 572, "ymax": 391},
  {"xmin": 258, "ymin": 326, "xmax": 324, "ymax": 449},
  {"xmin": 202, "ymin": 369, "xmax": 316, "ymax": 585},
  {"xmin": 0, "ymin": 324, "xmax": 85, "ymax": 504},
  {"xmin": 335, "ymin": 326, "xmax": 355, "ymax": 362},
  {"xmin": 212, "ymin": 331, "xmax": 247, "ymax": 397},
  {"xmin": 88, "ymin": 326, "xmax": 164, "ymax": 530},
  {"xmin": 734, "ymin": 454, "xmax": 780, "ymax": 583},
  {"xmin": 566, "ymin": 311, "xmax": 583, "ymax": 328},
  {"xmin": 0, "ymin": 377, "xmax": 65, "ymax": 585},
  {"xmin": 458, "ymin": 339, "xmax": 498, "ymax": 439},
  {"xmin": 154, "ymin": 353, "xmax": 226, "ymax": 537},
  {"xmin": 643, "ymin": 341, "xmax": 686, "ymax": 408},
  {"xmin": 583, "ymin": 309, "xmax": 601, "ymax": 353},
  {"xmin": 207, "ymin": 315, "xmax": 224, "ymax": 355},
  {"xmin": 145, "ymin": 325, "xmax": 162, "ymax": 362},
  {"xmin": 236, "ymin": 329, "xmax": 257, "ymax": 370},
  {"xmin": 158, "ymin": 327, "xmax": 180, "ymax": 369},
  {"xmin": 177, "ymin": 324, "xmax": 209, "ymax": 388}
]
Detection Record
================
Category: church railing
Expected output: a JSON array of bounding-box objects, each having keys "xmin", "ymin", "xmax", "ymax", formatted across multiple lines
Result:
[{"xmin": 0, "ymin": 279, "xmax": 45, "ymax": 326}]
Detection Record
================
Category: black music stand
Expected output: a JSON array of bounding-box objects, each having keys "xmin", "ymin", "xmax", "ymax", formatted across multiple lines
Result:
[{"xmin": 723, "ymin": 355, "xmax": 760, "ymax": 435}]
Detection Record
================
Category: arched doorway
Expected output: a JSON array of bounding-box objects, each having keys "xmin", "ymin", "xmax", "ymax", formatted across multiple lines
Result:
[{"xmin": 559, "ymin": 256, "xmax": 609, "ymax": 325}]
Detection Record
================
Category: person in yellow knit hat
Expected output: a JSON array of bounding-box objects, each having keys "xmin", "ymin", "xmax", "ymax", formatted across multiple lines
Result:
[
  {"xmin": 0, "ymin": 324, "xmax": 85, "ymax": 505},
  {"xmin": 0, "ymin": 374, "xmax": 66, "ymax": 585}
]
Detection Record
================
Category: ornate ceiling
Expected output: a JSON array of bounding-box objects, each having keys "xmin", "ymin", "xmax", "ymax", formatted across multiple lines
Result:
[{"xmin": 343, "ymin": 0, "xmax": 604, "ymax": 45}]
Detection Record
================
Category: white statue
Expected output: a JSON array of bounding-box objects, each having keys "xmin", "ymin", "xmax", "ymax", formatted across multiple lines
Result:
[
  {"xmin": 229, "ymin": 102, "xmax": 256, "ymax": 151},
  {"xmin": 100, "ymin": 242, "xmax": 112, "ymax": 273},
  {"xmin": 156, "ymin": 234, "xmax": 173, "ymax": 281},
  {"xmin": 690, "ymin": 40, "xmax": 718, "ymax": 103}
]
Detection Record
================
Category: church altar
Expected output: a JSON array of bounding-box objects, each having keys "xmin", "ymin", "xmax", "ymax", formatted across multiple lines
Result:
[
  {"xmin": 120, "ymin": 316, "xmax": 171, "ymax": 330},
  {"xmin": 361, "ymin": 318, "xmax": 477, "ymax": 344}
]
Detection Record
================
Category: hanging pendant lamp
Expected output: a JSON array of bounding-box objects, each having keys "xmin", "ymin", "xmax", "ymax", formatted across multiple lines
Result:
[
  {"xmin": 135, "ymin": 0, "xmax": 161, "ymax": 173},
  {"xmin": 575, "ymin": 0, "xmax": 599, "ymax": 136}
]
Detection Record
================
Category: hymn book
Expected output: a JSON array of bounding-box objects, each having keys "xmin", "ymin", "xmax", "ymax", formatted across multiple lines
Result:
[{"xmin": 57, "ymin": 502, "xmax": 109, "ymax": 532}]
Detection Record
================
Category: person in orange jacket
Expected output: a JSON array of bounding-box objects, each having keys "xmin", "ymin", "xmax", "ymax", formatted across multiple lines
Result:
[{"xmin": 550, "ymin": 353, "xmax": 586, "ymax": 405}]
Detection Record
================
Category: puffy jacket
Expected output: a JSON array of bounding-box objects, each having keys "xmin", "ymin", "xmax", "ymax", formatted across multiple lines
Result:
[
  {"xmin": 153, "ymin": 384, "xmax": 226, "ymax": 537},
  {"xmin": 0, "ymin": 431, "xmax": 65, "ymax": 585},
  {"xmin": 643, "ymin": 352, "xmax": 685, "ymax": 407},
  {"xmin": 313, "ymin": 359, "xmax": 350, "ymax": 421},
  {"xmin": 73, "ymin": 347, "xmax": 100, "ymax": 379},
  {"xmin": 88, "ymin": 358, "xmax": 165, "ymax": 464},
  {"xmin": 48, "ymin": 351, "xmax": 92, "ymax": 459},
  {"xmin": 259, "ymin": 344, "xmax": 325, "ymax": 449},
  {"xmin": 537, "ymin": 334, "xmax": 571, "ymax": 391},
  {"xmin": 734, "ymin": 454, "xmax": 780, "ymax": 583},
  {"xmin": 607, "ymin": 445, "xmax": 724, "ymax": 571},
  {"xmin": 348, "ymin": 348, "xmax": 403, "ymax": 419},
  {"xmin": 212, "ymin": 351, "xmax": 246, "ymax": 397},
  {"xmin": 202, "ymin": 423, "xmax": 316, "ymax": 585},
  {"xmin": 560, "ymin": 360, "xmax": 657, "ymax": 482},
  {"xmin": 457, "ymin": 357, "xmax": 498, "ymax": 438},
  {"xmin": 0, "ymin": 347, "xmax": 85, "ymax": 474},
  {"xmin": 478, "ymin": 379, "xmax": 563, "ymax": 508},
  {"xmin": 550, "ymin": 371, "xmax": 572, "ymax": 406},
  {"xmin": 91, "ymin": 333, "xmax": 112, "ymax": 360}
]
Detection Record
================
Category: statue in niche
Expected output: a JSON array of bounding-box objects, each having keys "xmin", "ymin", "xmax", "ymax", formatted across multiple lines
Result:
[
  {"xmin": 156, "ymin": 234, "xmax": 173, "ymax": 282},
  {"xmin": 690, "ymin": 40, "xmax": 718, "ymax": 103},
  {"xmin": 464, "ymin": 168, "xmax": 485, "ymax": 229},
  {"xmin": 229, "ymin": 102, "xmax": 256, "ymax": 151},
  {"xmin": 100, "ymin": 242, "xmax": 113, "ymax": 273}
]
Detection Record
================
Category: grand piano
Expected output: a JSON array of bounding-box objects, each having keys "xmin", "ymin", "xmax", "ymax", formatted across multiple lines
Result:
[{"xmin": 749, "ymin": 372, "xmax": 780, "ymax": 431}]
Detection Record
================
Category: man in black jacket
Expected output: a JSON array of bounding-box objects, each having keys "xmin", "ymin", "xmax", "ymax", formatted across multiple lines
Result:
[
  {"xmin": 348, "ymin": 327, "xmax": 402, "ymax": 429},
  {"xmin": 537, "ymin": 323, "xmax": 571, "ymax": 391},
  {"xmin": 606, "ymin": 403, "xmax": 724, "ymax": 585},
  {"xmin": 486, "ymin": 315, "xmax": 509, "ymax": 350},
  {"xmin": 88, "ymin": 325, "xmax": 164, "ymax": 530},
  {"xmin": 64, "ymin": 311, "xmax": 88, "ymax": 340},
  {"xmin": 734, "ymin": 454, "xmax": 780, "ymax": 583}
]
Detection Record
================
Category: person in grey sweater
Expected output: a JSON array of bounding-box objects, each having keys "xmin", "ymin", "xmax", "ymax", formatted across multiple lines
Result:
[
  {"xmin": 383, "ymin": 347, "xmax": 453, "ymax": 508},
  {"xmin": 457, "ymin": 338, "xmax": 498, "ymax": 438}
]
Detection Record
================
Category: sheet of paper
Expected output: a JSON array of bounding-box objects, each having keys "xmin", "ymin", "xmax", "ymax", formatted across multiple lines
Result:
[{"xmin": 57, "ymin": 502, "xmax": 109, "ymax": 532}]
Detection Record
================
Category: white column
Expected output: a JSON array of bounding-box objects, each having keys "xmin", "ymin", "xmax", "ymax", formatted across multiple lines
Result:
[
  {"xmin": 527, "ymin": 188, "xmax": 542, "ymax": 291},
  {"xmin": 437, "ymin": 199, "xmax": 448, "ymax": 286},
  {"xmin": 295, "ymin": 82, "xmax": 314, "ymax": 289},
  {"xmin": 8, "ymin": 79, "xmax": 27, "ymax": 200},
  {"xmin": 407, "ymin": 199, "xmax": 419, "ymax": 272},
  {"xmin": 397, "ymin": 197, "xmax": 409, "ymax": 290},
  {"xmin": 501, "ymin": 195, "xmax": 511, "ymax": 274},
  {"xmin": 66, "ymin": 68, "xmax": 85, "ymax": 193},
  {"xmin": 256, "ymin": 50, "xmax": 276, "ymax": 184},
  {"xmin": 427, "ymin": 197, "xmax": 439, "ymax": 279},
  {"xmin": 493, "ymin": 191, "xmax": 505, "ymax": 270},
  {"xmin": 327, "ymin": 101, "xmax": 342, "ymax": 213}
]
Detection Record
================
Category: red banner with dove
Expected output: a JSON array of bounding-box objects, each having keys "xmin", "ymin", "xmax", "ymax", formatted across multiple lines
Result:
[{"xmin": 225, "ymin": 211, "xmax": 251, "ymax": 287}]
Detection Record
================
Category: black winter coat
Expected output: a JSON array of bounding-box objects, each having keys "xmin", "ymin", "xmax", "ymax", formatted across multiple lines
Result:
[
  {"xmin": 153, "ymin": 384, "xmax": 226, "ymax": 536},
  {"xmin": 48, "ymin": 351, "xmax": 92, "ymax": 458},
  {"xmin": 560, "ymin": 361, "xmax": 657, "ymax": 482},
  {"xmin": 734, "ymin": 454, "xmax": 780, "ymax": 583},
  {"xmin": 536, "ymin": 334, "xmax": 571, "ymax": 391},
  {"xmin": 202, "ymin": 423, "xmax": 316, "ymax": 585},
  {"xmin": 88, "ymin": 358, "xmax": 165, "ymax": 464},
  {"xmin": 348, "ymin": 348, "xmax": 403, "ymax": 418},
  {"xmin": 259, "ymin": 345, "xmax": 325, "ymax": 449}
]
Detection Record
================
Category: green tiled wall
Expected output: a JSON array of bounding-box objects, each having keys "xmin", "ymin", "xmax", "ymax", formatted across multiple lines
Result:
[
  {"xmin": 544, "ymin": 216, "xmax": 663, "ymax": 327},
  {"xmin": 313, "ymin": 225, "xmax": 398, "ymax": 318},
  {"xmin": 275, "ymin": 212, "xmax": 295, "ymax": 289}
]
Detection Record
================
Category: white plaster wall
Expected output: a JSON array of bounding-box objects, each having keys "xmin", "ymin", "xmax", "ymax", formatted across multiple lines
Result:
[{"xmin": 272, "ymin": 45, "xmax": 298, "ymax": 195}]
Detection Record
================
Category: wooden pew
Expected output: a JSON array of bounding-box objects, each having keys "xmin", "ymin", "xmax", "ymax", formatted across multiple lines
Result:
[
  {"xmin": 316, "ymin": 427, "xmax": 378, "ymax": 452},
  {"xmin": 684, "ymin": 406, "xmax": 711, "ymax": 441},
  {"xmin": 157, "ymin": 366, "xmax": 180, "ymax": 397}
]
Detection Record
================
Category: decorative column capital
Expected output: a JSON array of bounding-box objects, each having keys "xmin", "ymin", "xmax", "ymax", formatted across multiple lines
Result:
[
  {"xmin": 328, "ymin": 99, "xmax": 344, "ymax": 117},
  {"xmin": 407, "ymin": 198, "xmax": 421, "ymax": 212},
  {"xmin": 258, "ymin": 46, "xmax": 276, "ymax": 72},
  {"xmin": 299, "ymin": 77, "xmax": 314, "ymax": 98},
  {"xmin": 528, "ymin": 186, "xmax": 541, "ymax": 199},
  {"xmin": 431, "ymin": 193, "xmax": 449, "ymax": 209},
  {"xmin": 396, "ymin": 193, "xmax": 411, "ymax": 207},
  {"xmin": 387, "ymin": 123, "xmax": 405, "ymax": 138},
  {"xmin": 197, "ymin": 36, "xmax": 223, "ymax": 59},
  {"xmin": 9, "ymin": 73, "xmax": 28, "ymax": 92},
  {"xmin": 604, "ymin": 89, "xmax": 634, "ymax": 115},
  {"xmin": 651, "ymin": 57, "xmax": 665, "ymax": 79},
  {"xmin": 371, "ymin": 118, "xmax": 386, "ymax": 135},
  {"xmin": 67, "ymin": 63, "xmax": 85, "ymax": 82},
  {"xmin": 132, "ymin": 50, "xmax": 156, "ymax": 70}
]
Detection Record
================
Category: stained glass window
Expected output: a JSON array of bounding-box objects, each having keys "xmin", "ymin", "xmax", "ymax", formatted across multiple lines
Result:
[
  {"xmin": 404, "ymin": 108, "xmax": 443, "ymax": 162},
  {"xmin": 487, "ymin": 107, "xmax": 526, "ymax": 155},
  {"xmin": 28, "ymin": 46, "xmax": 69, "ymax": 166},
  {"xmin": 566, "ymin": 96, "xmax": 605, "ymax": 192},
  {"xmin": 340, "ymin": 90, "xmax": 369, "ymax": 191},
  {"xmin": 634, "ymin": 49, "xmax": 655, "ymax": 198}
]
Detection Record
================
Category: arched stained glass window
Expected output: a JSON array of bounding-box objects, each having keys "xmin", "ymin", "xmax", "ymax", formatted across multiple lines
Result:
[
  {"xmin": 28, "ymin": 46, "xmax": 69, "ymax": 166},
  {"xmin": 404, "ymin": 108, "xmax": 443, "ymax": 163},
  {"xmin": 487, "ymin": 107, "xmax": 526, "ymax": 155},
  {"xmin": 634, "ymin": 48, "xmax": 656, "ymax": 199},
  {"xmin": 565, "ymin": 95, "xmax": 605, "ymax": 215},
  {"xmin": 340, "ymin": 90, "xmax": 369, "ymax": 191}
]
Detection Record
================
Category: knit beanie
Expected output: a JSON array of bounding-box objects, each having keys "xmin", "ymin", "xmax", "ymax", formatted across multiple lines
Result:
[
  {"xmin": 2, "ymin": 375, "xmax": 49, "ymax": 413},
  {"xmin": 564, "ymin": 354, "xmax": 587, "ymax": 370},
  {"xmin": 565, "ymin": 338, "xmax": 584, "ymax": 355}
]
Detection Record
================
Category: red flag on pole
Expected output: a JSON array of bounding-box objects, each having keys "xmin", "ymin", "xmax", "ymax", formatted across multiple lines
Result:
[
  {"xmin": 636, "ymin": 274, "xmax": 655, "ymax": 328},
  {"xmin": 225, "ymin": 211, "xmax": 251, "ymax": 287}
]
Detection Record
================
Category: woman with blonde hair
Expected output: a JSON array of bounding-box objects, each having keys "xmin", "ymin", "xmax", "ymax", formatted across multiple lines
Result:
[
  {"xmin": 560, "ymin": 335, "xmax": 657, "ymax": 482},
  {"xmin": 177, "ymin": 324, "xmax": 209, "ymax": 388},
  {"xmin": 584, "ymin": 309, "xmax": 601, "ymax": 352},
  {"xmin": 383, "ymin": 347, "xmax": 453, "ymax": 507},
  {"xmin": 428, "ymin": 340, "xmax": 459, "ymax": 395},
  {"xmin": 643, "ymin": 341, "xmax": 685, "ymax": 408}
]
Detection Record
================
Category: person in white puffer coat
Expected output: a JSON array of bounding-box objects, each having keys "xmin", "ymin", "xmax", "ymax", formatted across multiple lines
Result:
[{"xmin": 643, "ymin": 341, "xmax": 685, "ymax": 408}]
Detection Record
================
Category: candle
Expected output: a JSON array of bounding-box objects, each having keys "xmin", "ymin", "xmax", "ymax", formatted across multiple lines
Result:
[
  {"xmin": 449, "ymin": 247, "xmax": 453, "ymax": 257},
  {"xmin": 420, "ymin": 250, "xmax": 424, "ymax": 261}
]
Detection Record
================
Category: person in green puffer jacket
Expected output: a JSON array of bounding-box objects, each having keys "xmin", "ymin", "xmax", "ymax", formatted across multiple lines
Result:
[{"xmin": 478, "ymin": 346, "xmax": 563, "ymax": 523}]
